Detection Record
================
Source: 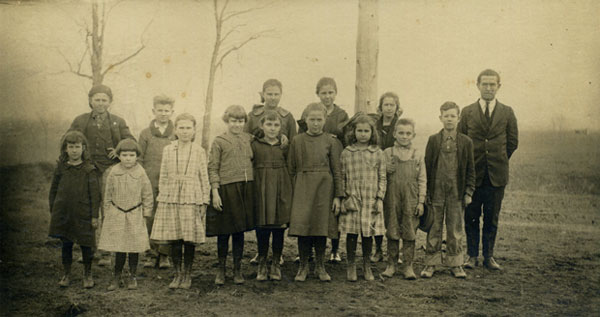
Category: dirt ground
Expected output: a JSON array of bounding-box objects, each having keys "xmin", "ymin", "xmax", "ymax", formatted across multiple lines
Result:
[{"xmin": 1, "ymin": 131, "xmax": 599, "ymax": 316}]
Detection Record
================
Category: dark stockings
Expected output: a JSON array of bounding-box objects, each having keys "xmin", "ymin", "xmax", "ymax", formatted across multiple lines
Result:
[
  {"xmin": 172, "ymin": 240, "xmax": 195, "ymax": 270},
  {"xmin": 114, "ymin": 252, "xmax": 139, "ymax": 276},
  {"xmin": 256, "ymin": 228, "xmax": 285, "ymax": 261},
  {"xmin": 61, "ymin": 239, "xmax": 92, "ymax": 275}
]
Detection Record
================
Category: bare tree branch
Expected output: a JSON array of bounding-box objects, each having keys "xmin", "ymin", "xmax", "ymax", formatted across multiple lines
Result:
[
  {"xmin": 222, "ymin": 1, "xmax": 272, "ymax": 22},
  {"xmin": 58, "ymin": 48, "xmax": 93, "ymax": 79},
  {"xmin": 220, "ymin": 23, "xmax": 246, "ymax": 45},
  {"xmin": 102, "ymin": 44, "xmax": 144, "ymax": 76},
  {"xmin": 219, "ymin": 0, "xmax": 229, "ymax": 21},
  {"xmin": 216, "ymin": 32, "xmax": 264, "ymax": 68}
]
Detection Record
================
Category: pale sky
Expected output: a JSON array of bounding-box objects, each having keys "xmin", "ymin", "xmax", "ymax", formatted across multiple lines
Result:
[{"xmin": 1, "ymin": 0, "xmax": 599, "ymax": 141}]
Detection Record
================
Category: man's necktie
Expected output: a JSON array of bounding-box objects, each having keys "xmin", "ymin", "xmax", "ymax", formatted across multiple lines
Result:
[{"xmin": 485, "ymin": 101, "xmax": 490, "ymax": 122}]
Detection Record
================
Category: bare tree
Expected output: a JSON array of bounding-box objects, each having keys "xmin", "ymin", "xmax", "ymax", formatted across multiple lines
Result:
[
  {"xmin": 354, "ymin": 0, "xmax": 379, "ymax": 113},
  {"xmin": 201, "ymin": 0, "xmax": 273, "ymax": 150},
  {"xmin": 59, "ymin": 0, "xmax": 151, "ymax": 85}
]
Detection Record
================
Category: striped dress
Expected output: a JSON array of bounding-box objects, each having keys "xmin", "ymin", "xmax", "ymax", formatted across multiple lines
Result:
[
  {"xmin": 338, "ymin": 144, "xmax": 387, "ymax": 237},
  {"xmin": 151, "ymin": 141, "xmax": 210, "ymax": 244},
  {"xmin": 98, "ymin": 163, "xmax": 153, "ymax": 253}
]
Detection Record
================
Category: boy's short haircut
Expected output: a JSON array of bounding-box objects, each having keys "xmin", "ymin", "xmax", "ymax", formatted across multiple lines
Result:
[
  {"xmin": 439, "ymin": 101, "xmax": 460, "ymax": 115},
  {"xmin": 302, "ymin": 102, "xmax": 327, "ymax": 120},
  {"xmin": 395, "ymin": 118, "xmax": 416, "ymax": 130},
  {"xmin": 153, "ymin": 94, "xmax": 175, "ymax": 107},
  {"xmin": 260, "ymin": 110, "xmax": 282, "ymax": 125},
  {"xmin": 115, "ymin": 138, "xmax": 142, "ymax": 156},
  {"xmin": 175, "ymin": 113, "xmax": 196, "ymax": 127},
  {"xmin": 477, "ymin": 69, "xmax": 501, "ymax": 84},
  {"xmin": 315, "ymin": 77, "xmax": 338, "ymax": 94},
  {"xmin": 222, "ymin": 105, "xmax": 248, "ymax": 123}
]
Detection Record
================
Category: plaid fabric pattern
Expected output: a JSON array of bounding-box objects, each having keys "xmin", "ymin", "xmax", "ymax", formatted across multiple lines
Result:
[
  {"xmin": 156, "ymin": 141, "xmax": 210, "ymax": 205},
  {"xmin": 151, "ymin": 203, "xmax": 206, "ymax": 244},
  {"xmin": 97, "ymin": 163, "xmax": 152, "ymax": 253},
  {"xmin": 338, "ymin": 145, "xmax": 386, "ymax": 237}
]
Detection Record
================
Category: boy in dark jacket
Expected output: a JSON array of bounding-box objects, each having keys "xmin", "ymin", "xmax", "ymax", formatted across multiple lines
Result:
[{"xmin": 421, "ymin": 102, "xmax": 475, "ymax": 279}]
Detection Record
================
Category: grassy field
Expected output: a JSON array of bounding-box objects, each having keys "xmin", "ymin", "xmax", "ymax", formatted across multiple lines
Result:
[{"xmin": 1, "ymin": 131, "xmax": 599, "ymax": 316}]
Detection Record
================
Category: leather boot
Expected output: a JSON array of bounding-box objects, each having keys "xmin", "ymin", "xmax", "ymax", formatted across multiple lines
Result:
[
  {"xmin": 402, "ymin": 240, "xmax": 417, "ymax": 280},
  {"xmin": 295, "ymin": 239, "xmax": 310, "ymax": 282},
  {"xmin": 256, "ymin": 256, "xmax": 268, "ymax": 281},
  {"xmin": 180, "ymin": 264, "xmax": 192, "ymax": 289},
  {"xmin": 169, "ymin": 263, "xmax": 182, "ymax": 289},
  {"xmin": 382, "ymin": 239, "xmax": 399, "ymax": 277},
  {"xmin": 214, "ymin": 257, "xmax": 226, "ymax": 285},
  {"xmin": 83, "ymin": 263, "xmax": 94, "ymax": 289},
  {"xmin": 233, "ymin": 256, "xmax": 245, "ymax": 284},
  {"xmin": 315, "ymin": 248, "xmax": 331, "ymax": 281},
  {"xmin": 362, "ymin": 236, "xmax": 374, "ymax": 281}
]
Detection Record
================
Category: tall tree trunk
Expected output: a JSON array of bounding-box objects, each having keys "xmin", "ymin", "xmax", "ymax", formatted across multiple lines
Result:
[
  {"xmin": 202, "ymin": 2, "xmax": 223, "ymax": 151},
  {"xmin": 354, "ymin": 0, "xmax": 379, "ymax": 113},
  {"xmin": 91, "ymin": 0, "xmax": 104, "ymax": 85}
]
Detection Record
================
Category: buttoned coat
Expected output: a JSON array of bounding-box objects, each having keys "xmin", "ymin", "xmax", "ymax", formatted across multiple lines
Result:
[
  {"xmin": 457, "ymin": 101, "xmax": 518, "ymax": 187},
  {"xmin": 69, "ymin": 111, "xmax": 135, "ymax": 149},
  {"xmin": 424, "ymin": 130, "xmax": 476, "ymax": 202}
]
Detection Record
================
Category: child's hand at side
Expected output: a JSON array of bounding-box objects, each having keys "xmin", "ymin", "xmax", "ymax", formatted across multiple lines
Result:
[
  {"xmin": 212, "ymin": 189, "xmax": 223, "ymax": 211},
  {"xmin": 415, "ymin": 203, "xmax": 424, "ymax": 217},
  {"xmin": 375, "ymin": 198, "xmax": 384, "ymax": 214},
  {"xmin": 463, "ymin": 194, "xmax": 472, "ymax": 207},
  {"xmin": 332, "ymin": 197, "xmax": 341, "ymax": 216},
  {"xmin": 107, "ymin": 147, "xmax": 118, "ymax": 159},
  {"xmin": 91, "ymin": 218, "xmax": 99, "ymax": 229}
]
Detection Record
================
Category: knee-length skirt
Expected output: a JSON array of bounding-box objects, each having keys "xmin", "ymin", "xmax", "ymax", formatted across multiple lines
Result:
[
  {"xmin": 151, "ymin": 203, "xmax": 206, "ymax": 244},
  {"xmin": 206, "ymin": 181, "xmax": 255, "ymax": 236}
]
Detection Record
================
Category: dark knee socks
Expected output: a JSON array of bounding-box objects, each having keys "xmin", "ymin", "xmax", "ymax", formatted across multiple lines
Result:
[
  {"xmin": 374, "ymin": 235, "xmax": 383, "ymax": 252},
  {"xmin": 361, "ymin": 236, "xmax": 373, "ymax": 261},
  {"xmin": 171, "ymin": 240, "xmax": 183, "ymax": 269},
  {"xmin": 272, "ymin": 229, "xmax": 285, "ymax": 261},
  {"xmin": 115, "ymin": 252, "xmax": 127, "ymax": 276},
  {"xmin": 346, "ymin": 234, "xmax": 358, "ymax": 263},
  {"xmin": 61, "ymin": 240, "xmax": 74, "ymax": 269},
  {"xmin": 256, "ymin": 229, "xmax": 270, "ymax": 258},
  {"xmin": 183, "ymin": 243, "xmax": 195, "ymax": 269},
  {"xmin": 128, "ymin": 253, "xmax": 138, "ymax": 275},
  {"xmin": 331, "ymin": 234, "xmax": 340, "ymax": 254},
  {"xmin": 232, "ymin": 232, "xmax": 244, "ymax": 260},
  {"xmin": 217, "ymin": 235, "xmax": 229, "ymax": 259},
  {"xmin": 314, "ymin": 236, "xmax": 327, "ymax": 259}
]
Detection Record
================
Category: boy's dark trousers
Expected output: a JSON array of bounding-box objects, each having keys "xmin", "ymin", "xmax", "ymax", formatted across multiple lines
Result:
[{"xmin": 465, "ymin": 172, "xmax": 505, "ymax": 259}]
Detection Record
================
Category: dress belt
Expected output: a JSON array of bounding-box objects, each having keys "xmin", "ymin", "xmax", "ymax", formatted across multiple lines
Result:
[{"xmin": 111, "ymin": 201, "xmax": 142, "ymax": 213}]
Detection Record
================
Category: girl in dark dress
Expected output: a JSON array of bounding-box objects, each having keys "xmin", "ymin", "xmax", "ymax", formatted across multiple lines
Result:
[
  {"xmin": 48, "ymin": 131, "xmax": 101, "ymax": 289},
  {"xmin": 251, "ymin": 110, "xmax": 293, "ymax": 281},
  {"xmin": 207, "ymin": 105, "xmax": 256, "ymax": 285}
]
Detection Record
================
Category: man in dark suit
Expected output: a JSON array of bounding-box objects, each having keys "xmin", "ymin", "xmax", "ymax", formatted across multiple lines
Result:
[{"xmin": 457, "ymin": 69, "xmax": 518, "ymax": 270}]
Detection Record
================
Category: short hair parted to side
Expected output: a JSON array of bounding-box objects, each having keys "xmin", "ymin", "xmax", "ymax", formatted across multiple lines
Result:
[
  {"xmin": 153, "ymin": 94, "xmax": 175, "ymax": 107},
  {"xmin": 59, "ymin": 130, "xmax": 91, "ymax": 162},
  {"xmin": 316, "ymin": 77, "xmax": 338, "ymax": 94},
  {"xmin": 302, "ymin": 102, "xmax": 327, "ymax": 120},
  {"xmin": 377, "ymin": 91, "xmax": 400, "ymax": 113},
  {"xmin": 115, "ymin": 138, "xmax": 142, "ymax": 156},
  {"xmin": 260, "ymin": 110, "xmax": 282, "ymax": 125},
  {"xmin": 439, "ymin": 101, "xmax": 461, "ymax": 115},
  {"xmin": 346, "ymin": 114, "xmax": 379, "ymax": 146},
  {"xmin": 395, "ymin": 118, "xmax": 416, "ymax": 131},
  {"xmin": 477, "ymin": 69, "xmax": 501, "ymax": 84},
  {"xmin": 222, "ymin": 105, "xmax": 248, "ymax": 123},
  {"xmin": 175, "ymin": 113, "xmax": 197, "ymax": 127}
]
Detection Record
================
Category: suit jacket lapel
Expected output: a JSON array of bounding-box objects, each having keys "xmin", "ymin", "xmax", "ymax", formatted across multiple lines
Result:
[
  {"xmin": 489, "ymin": 101, "xmax": 505, "ymax": 132},
  {"xmin": 474, "ymin": 101, "xmax": 490, "ymax": 132}
]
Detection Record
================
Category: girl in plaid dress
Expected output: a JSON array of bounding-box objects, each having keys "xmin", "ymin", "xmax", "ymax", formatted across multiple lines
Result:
[
  {"xmin": 151, "ymin": 113, "xmax": 210, "ymax": 289},
  {"xmin": 98, "ymin": 139, "xmax": 153, "ymax": 291},
  {"xmin": 339, "ymin": 115, "xmax": 387, "ymax": 281}
]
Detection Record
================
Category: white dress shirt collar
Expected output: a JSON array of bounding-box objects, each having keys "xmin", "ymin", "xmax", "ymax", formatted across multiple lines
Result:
[{"xmin": 479, "ymin": 98, "xmax": 496, "ymax": 114}]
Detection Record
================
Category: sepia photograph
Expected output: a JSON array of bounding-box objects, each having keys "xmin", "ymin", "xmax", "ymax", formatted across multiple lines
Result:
[{"xmin": 1, "ymin": 0, "xmax": 599, "ymax": 315}]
